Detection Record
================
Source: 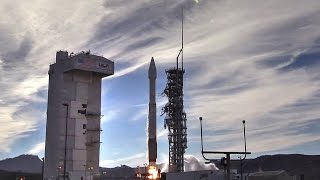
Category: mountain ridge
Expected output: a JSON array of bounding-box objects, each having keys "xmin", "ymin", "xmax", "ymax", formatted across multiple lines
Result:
[{"xmin": 0, "ymin": 154, "xmax": 43, "ymax": 174}]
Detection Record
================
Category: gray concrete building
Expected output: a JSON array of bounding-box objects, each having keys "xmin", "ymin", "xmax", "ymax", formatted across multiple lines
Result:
[{"xmin": 44, "ymin": 51, "xmax": 114, "ymax": 180}]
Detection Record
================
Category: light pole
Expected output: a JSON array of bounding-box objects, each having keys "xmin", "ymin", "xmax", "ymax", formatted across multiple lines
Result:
[
  {"xmin": 41, "ymin": 157, "xmax": 44, "ymax": 180},
  {"xmin": 240, "ymin": 120, "xmax": 247, "ymax": 180},
  {"xmin": 62, "ymin": 103, "xmax": 69, "ymax": 180}
]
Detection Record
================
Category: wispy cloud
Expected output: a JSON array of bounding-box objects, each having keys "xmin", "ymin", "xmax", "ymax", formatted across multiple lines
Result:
[
  {"xmin": 157, "ymin": 129, "xmax": 168, "ymax": 139},
  {"xmin": 1, "ymin": 0, "xmax": 320, "ymax": 164},
  {"xmin": 0, "ymin": 0, "xmax": 107, "ymax": 154},
  {"xmin": 28, "ymin": 142, "xmax": 45, "ymax": 155},
  {"xmin": 100, "ymin": 153, "xmax": 146, "ymax": 167}
]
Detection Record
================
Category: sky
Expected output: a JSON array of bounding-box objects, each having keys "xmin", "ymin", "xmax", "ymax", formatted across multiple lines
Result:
[{"xmin": 0, "ymin": 0, "xmax": 320, "ymax": 168}]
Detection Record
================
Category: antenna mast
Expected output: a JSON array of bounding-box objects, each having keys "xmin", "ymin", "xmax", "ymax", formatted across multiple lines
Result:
[
  {"xmin": 176, "ymin": 7, "xmax": 184, "ymax": 70},
  {"xmin": 162, "ymin": 7, "xmax": 187, "ymax": 173},
  {"xmin": 182, "ymin": 7, "xmax": 184, "ymax": 71}
]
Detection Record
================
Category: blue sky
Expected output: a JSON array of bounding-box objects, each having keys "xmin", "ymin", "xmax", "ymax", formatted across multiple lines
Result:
[{"xmin": 0, "ymin": 0, "xmax": 320, "ymax": 168}]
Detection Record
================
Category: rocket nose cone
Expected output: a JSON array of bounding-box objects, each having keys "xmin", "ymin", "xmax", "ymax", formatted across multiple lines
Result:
[{"xmin": 148, "ymin": 57, "xmax": 157, "ymax": 78}]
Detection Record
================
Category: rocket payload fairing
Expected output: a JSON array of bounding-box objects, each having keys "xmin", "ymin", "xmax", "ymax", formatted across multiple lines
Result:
[{"xmin": 148, "ymin": 57, "xmax": 157, "ymax": 166}]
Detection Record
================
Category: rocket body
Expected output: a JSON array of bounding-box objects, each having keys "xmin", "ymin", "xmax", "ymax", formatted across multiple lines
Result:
[{"xmin": 148, "ymin": 57, "xmax": 157, "ymax": 165}]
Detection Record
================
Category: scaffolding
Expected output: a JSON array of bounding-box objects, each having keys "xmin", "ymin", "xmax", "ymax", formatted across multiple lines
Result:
[{"xmin": 162, "ymin": 67, "xmax": 187, "ymax": 172}]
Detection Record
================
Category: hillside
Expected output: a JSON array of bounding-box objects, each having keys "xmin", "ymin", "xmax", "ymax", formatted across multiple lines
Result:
[
  {"xmin": 212, "ymin": 154, "xmax": 320, "ymax": 178},
  {"xmin": 0, "ymin": 154, "xmax": 42, "ymax": 173}
]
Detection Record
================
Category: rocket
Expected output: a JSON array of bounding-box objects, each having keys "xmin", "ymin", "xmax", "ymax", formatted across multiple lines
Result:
[{"xmin": 148, "ymin": 57, "xmax": 157, "ymax": 166}]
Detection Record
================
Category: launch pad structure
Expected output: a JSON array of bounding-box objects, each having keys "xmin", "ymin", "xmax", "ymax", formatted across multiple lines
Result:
[{"xmin": 162, "ymin": 67, "xmax": 187, "ymax": 173}]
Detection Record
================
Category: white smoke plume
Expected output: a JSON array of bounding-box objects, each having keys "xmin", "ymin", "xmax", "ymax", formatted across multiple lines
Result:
[
  {"xmin": 161, "ymin": 155, "xmax": 219, "ymax": 172},
  {"xmin": 184, "ymin": 155, "xmax": 219, "ymax": 171}
]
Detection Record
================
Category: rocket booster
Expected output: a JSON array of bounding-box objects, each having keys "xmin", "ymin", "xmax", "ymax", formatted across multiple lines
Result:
[{"xmin": 148, "ymin": 57, "xmax": 157, "ymax": 165}]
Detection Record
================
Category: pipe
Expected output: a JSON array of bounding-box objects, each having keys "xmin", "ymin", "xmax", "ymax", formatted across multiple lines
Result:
[
  {"xmin": 62, "ymin": 103, "xmax": 69, "ymax": 180},
  {"xmin": 199, "ymin": 117, "xmax": 210, "ymax": 161}
]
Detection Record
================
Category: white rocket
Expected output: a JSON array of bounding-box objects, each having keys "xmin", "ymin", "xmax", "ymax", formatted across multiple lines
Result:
[{"xmin": 148, "ymin": 57, "xmax": 157, "ymax": 166}]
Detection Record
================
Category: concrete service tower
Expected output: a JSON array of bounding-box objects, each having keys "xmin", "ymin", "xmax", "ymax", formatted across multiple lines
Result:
[{"xmin": 44, "ymin": 51, "xmax": 114, "ymax": 180}]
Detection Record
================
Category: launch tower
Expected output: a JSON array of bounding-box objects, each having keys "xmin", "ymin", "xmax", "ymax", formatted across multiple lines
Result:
[
  {"xmin": 162, "ymin": 8, "xmax": 187, "ymax": 173},
  {"xmin": 162, "ymin": 67, "xmax": 187, "ymax": 172}
]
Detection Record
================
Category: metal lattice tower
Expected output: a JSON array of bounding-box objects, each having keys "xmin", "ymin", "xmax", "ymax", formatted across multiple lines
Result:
[{"xmin": 162, "ymin": 67, "xmax": 187, "ymax": 172}]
